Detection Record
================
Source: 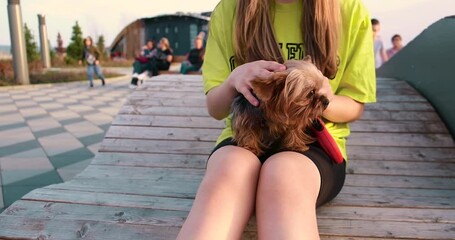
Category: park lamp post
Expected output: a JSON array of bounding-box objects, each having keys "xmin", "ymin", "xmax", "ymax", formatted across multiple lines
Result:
[
  {"xmin": 38, "ymin": 14, "xmax": 51, "ymax": 69},
  {"xmin": 7, "ymin": 0, "xmax": 30, "ymax": 85}
]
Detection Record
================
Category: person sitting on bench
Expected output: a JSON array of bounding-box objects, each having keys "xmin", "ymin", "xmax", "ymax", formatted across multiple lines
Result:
[
  {"xmin": 180, "ymin": 36, "xmax": 205, "ymax": 74},
  {"xmin": 130, "ymin": 40, "xmax": 156, "ymax": 87},
  {"xmin": 149, "ymin": 37, "xmax": 173, "ymax": 76}
]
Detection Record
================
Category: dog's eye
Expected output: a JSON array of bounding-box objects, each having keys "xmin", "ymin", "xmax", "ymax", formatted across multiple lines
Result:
[{"xmin": 309, "ymin": 90, "xmax": 315, "ymax": 97}]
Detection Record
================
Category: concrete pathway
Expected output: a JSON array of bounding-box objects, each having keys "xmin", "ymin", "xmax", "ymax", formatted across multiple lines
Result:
[{"xmin": 0, "ymin": 69, "xmax": 133, "ymax": 211}]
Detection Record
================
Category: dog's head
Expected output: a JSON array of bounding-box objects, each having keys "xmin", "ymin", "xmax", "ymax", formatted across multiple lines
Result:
[{"xmin": 251, "ymin": 56, "xmax": 329, "ymax": 126}]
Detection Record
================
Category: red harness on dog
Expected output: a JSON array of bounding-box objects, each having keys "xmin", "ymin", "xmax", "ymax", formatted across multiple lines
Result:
[{"xmin": 312, "ymin": 118, "xmax": 344, "ymax": 164}]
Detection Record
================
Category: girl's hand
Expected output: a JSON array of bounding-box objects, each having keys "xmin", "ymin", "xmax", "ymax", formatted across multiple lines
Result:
[
  {"xmin": 319, "ymin": 76, "xmax": 335, "ymax": 103},
  {"xmin": 95, "ymin": 60, "xmax": 100, "ymax": 65},
  {"xmin": 227, "ymin": 60, "xmax": 285, "ymax": 106}
]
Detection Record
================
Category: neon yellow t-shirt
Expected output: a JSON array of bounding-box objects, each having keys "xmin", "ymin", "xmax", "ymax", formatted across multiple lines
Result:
[{"xmin": 202, "ymin": 0, "xmax": 376, "ymax": 161}]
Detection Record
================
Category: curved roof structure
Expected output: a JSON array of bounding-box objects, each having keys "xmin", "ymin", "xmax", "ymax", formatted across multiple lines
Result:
[{"xmin": 110, "ymin": 13, "xmax": 210, "ymax": 57}]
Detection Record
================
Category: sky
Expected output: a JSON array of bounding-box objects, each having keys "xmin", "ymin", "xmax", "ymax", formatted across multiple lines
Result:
[{"xmin": 1, "ymin": 0, "xmax": 454, "ymax": 50}]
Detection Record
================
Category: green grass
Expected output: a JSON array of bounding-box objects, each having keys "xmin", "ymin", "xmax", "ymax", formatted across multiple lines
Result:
[{"xmin": 0, "ymin": 59, "xmax": 128, "ymax": 86}]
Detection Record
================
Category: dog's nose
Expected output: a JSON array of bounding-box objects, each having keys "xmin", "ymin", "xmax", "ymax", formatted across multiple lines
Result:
[{"xmin": 322, "ymin": 96, "xmax": 330, "ymax": 109}]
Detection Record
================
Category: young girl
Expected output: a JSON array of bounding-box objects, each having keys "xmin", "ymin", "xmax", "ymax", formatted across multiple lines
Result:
[
  {"xmin": 149, "ymin": 37, "xmax": 173, "ymax": 76},
  {"xmin": 79, "ymin": 37, "xmax": 105, "ymax": 87},
  {"xmin": 178, "ymin": 0, "xmax": 376, "ymax": 239}
]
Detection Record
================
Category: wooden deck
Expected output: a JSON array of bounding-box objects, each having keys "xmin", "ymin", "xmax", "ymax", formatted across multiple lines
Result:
[{"xmin": 0, "ymin": 75, "xmax": 454, "ymax": 239}]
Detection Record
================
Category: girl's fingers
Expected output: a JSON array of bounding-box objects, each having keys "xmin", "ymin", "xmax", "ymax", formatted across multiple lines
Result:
[
  {"xmin": 239, "ymin": 87, "xmax": 259, "ymax": 107},
  {"xmin": 257, "ymin": 60, "xmax": 286, "ymax": 72}
]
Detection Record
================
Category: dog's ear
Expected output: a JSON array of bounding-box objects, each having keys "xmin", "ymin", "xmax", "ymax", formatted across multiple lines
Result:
[
  {"xmin": 303, "ymin": 55, "xmax": 313, "ymax": 63},
  {"xmin": 251, "ymin": 72, "xmax": 287, "ymax": 102}
]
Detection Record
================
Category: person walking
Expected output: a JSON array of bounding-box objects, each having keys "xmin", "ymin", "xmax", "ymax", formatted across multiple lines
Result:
[{"xmin": 79, "ymin": 36, "xmax": 105, "ymax": 87}]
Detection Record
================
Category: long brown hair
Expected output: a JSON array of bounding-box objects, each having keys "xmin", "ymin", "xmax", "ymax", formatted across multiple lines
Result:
[{"xmin": 235, "ymin": 0, "xmax": 340, "ymax": 78}]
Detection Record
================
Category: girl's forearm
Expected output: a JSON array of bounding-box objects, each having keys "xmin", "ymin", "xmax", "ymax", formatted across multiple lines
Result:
[
  {"xmin": 206, "ymin": 79, "xmax": 238, "ymax": 120},
  {"xmin": 322, "ymin": 95, "xmax": 364, "ymax": 123}
]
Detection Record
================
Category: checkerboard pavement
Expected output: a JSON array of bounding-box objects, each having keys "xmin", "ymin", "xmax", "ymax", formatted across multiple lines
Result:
[{"xmin": 0, "ymin": 72, "xmax": 133, "ymax": 212}]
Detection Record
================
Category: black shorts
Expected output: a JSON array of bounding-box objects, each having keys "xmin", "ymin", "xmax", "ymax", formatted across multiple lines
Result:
[{"xmin": 209, "ymin": 138, "xmax": 346, "ymax": 207}]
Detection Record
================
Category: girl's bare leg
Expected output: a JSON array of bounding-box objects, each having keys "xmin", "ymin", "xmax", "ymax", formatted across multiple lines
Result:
[
  {"xmin": 177, "ymin": 146, "xmax": 261, "ymax": 240},
  {"xmin": 256, "ymin": 151, "xmax": 321, "ymax": 240}
]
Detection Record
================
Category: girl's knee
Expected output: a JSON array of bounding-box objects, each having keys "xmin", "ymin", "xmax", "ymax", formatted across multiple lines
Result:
[
  {"xmin": 258, "ymin": 152, "xmax": 321, "ymax": 199},
  {"xmin": 205, "ymin": 146, "xmax": 261, "ymax": 185}
]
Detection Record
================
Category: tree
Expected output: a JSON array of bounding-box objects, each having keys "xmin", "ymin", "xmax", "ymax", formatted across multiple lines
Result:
[
  {"xmin": 96, "ymin": 35, "xmax": 107, "ymax": 60},
  {"xmin": 66, "ymin": 21, "xmax": 84, "ymax": 63},
  {"xmin": 24, "ymin": 23, "xmax": 39, "ymax": 62}
]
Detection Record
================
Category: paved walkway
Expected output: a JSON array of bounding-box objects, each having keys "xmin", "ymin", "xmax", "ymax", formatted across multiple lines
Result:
[{"xmin": 0, "ymin": 69, "xmax": 132, "ymax": 211}]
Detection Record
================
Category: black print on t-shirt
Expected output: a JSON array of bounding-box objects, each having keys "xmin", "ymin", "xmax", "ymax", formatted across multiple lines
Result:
[
  {"xmin": 228, "ymin": 42, "xmax": 310, "ymax": 71},
  {"xmin": 285, "ymin": 43, "xmax": 304, "ymax": 60}
]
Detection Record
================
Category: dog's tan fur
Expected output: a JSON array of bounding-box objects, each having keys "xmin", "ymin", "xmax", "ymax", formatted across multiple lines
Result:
[{"xmin": 232, "ymin": 56, "xmax": 329, "ymax": 156}]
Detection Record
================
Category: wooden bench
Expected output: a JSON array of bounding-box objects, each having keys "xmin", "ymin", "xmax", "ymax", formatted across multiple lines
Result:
[{"xmin": 0, "ymin": 75, "xmax": 454, "ymax": 239}]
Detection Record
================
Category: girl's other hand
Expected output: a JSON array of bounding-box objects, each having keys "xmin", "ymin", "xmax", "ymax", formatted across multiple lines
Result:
[
  {"xmin": 227, "ymin": 60, "xmax": 285, "ymax": 106},
  {"xmin": 319, "ymin": 76, "xmax": 335, "ymax": 103}
]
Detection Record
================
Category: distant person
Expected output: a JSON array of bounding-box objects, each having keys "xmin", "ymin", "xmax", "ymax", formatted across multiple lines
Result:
[
  {"xmin": 387, "ymin": 34, "xmax": 403, "ymax": 59},
  {"xmin": 79, "ymin": 36, "xmax": 105, "ymax": 87},
  {"xmin": 180, "ymin": 36, "xmax": 205, "ymax": 74},
  {"xmin": 130, "ymin": 40, "xmax": 156, "ymax": 87},
  {"xmin": 371, "ymin": 18, "xmax": 388, "ymax": 68},
  {"xmin": 150, "ymin": 37, "xmax": 173, "ymax": 76}
]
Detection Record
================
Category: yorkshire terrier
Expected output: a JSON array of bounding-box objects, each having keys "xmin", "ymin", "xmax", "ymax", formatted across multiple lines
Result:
[{"xmin": 231, "ymin": 56, "xmax": 330, "ymax": 156}]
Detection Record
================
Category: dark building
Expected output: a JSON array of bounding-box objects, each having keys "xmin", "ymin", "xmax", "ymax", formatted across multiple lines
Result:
[{"xmin": 110, "ymin": 13, "xmax": 210, "ymax": 59}]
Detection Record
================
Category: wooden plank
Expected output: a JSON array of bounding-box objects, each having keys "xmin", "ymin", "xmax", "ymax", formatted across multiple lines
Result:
[
  {"xmin": 111, "ymin": 115, "xmax": 449, "ymax": 134},
  {"xmin": 0, "ymin": 216, "xmax": 181, "ymax": 240},
  {"xmin": 3, "ymin": 201, "xmax": 454, "ymax": 236},
  {"xmin": 348, "ymin": 132, "xmax": 454, "ymax": 147},
  {"xmin": 111, "ymin": 115, "xmax": 224, "ymax": 129},
  {"xmin": 134, "ymin": 86, "xmax": 203, "ymax": 92},
  {"xmin": 376, "ymin": 87, "xmax": 420, "ymax": 96},
  {"xmin": 340, "ymin": 186, "xmax": 455, "ymax": 198},
  {"xmin": 2, "ymin": 201, "xmax": 189, "ymax": 227},
  {"xmin": 364, "ymin": 101, "xmax": 435, "ymax": 111},
  {"xmin": 1, "ymin": 214, "xmax": 451, "ymax": 240},
  {"xmin": 376, "ymin": 94, "xmax": 427, "ymax": 102},
  {"xmin": 332, "ymin": 192, "xmax": 453, "ymax": 209},
  {"xmin": 22, "ymin": 190, "xmax": 455, "ymax": 224},
  {"xmin": 347, "ymin": 160, "xmax": 455, "ymax": 177},
  {"xmin": 351, "ymin": 120, "xmax": 449, "ymax": 134},
  {"xmin": 317, "ymin": 205, "xmax": 455, "ymax": 224},
  {"xmin": 361, "ymin": 110, "xmax": 441, "ymax": 121},
  {"xmin": 2, "ymin": 200, "xmax": 453, "ymax": 240},
  {"xmin": 123, "ymin": 97, "xmax": 434, "ymax": 112},
  {"xmin": 345, "ymin": 174, "xmax": 455, "ymax": 190},
  {"xmin": 317, "ymin": 219, "xmax": 454, "ymax": 240},
  {"xmin": 91, "ymin": 152, "xmax": 207, "ymax": 169},
  {"xmin": 73, "ymin": 165, "xmax": 205, "ymax": 180},
  {"xmin": 36, "ymin": 165, "xmax": 453, "ymax": 209},
  {"xmin": 125, "ymin": 98, "xmax": 206, "ymax": 107},
  {"xmin": 118, "ymin": 105, "xmax": 209, "ymax": 117},
  {"xmin": 0, "ymin": 216, "xmax": 454, "ymax": 240},
  {"xmin": 128, "ymin": 91, "xmax": 204, "ymax": 100},
  {"xmin": 105, "ymin": 126, "xmax": 220, "ymax": 142},
  {"xmin": 42, "ymin": 167, "xmax": 203, "ymax": 199},
  {"xmin": 347, "ymin": 145, "xmax": 455, "ymax": 162},
  {"xmin": 118, "ymin": 102, "xmax": 443, "ymax": 122},
  {"xmin": 8, "ymin": 199, "xmax": 455, "ymax": 227},
  {"xmin": 24, "ymin": 188, "xmax": 193, "ymax": 212},
  {"xmin": 142, "ymin": 80, "xmax": 203, "ymax": 87},
  {"xmin": 99, "ymin": 139, "xmax": 214, "ymax": 155}
]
